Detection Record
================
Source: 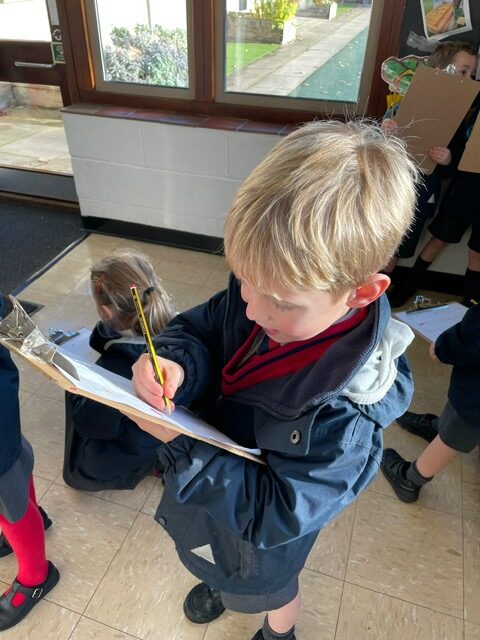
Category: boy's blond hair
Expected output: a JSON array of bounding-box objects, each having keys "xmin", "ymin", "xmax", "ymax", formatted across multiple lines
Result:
[
  {"xmin": 224, "ymin": 120, "xmax": 418, "ymax": 294},
  {"xmin": 91, "ymin": 250, "xmax": 176, "ymax": 335}
]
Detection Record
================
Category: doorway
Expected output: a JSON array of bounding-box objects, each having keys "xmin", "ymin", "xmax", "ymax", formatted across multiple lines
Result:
[{"xmin": 0, "ymin": 0, "xmax": 77, "ymax": 201}]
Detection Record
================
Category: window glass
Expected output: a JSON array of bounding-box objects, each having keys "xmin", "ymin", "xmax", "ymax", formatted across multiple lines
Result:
[
  {"xmin": 93, "ymin": 0, "xmax": 189, "ymax": 89},
  {"xmin": 0, "ymin": 0, "xmax": 50, "ymax": 41},
  {"xmin": 224, "ymin": 0, "xmax": 373, "ymax": 103}
]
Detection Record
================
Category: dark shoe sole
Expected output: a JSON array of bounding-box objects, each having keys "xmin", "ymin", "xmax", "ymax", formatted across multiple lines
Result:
[
  {"xmin": 183, "ymin": 582, "xmax": 225, "ymax": 624},
  {"xmin": 0, "ymin": 561, "xmax": 60, "ymax": 631}
]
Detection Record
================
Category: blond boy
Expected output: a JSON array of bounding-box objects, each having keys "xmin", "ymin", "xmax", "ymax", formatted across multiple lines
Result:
[{"xmin": 130, "ymin": 120, "xmax": 418, "ymax": 640}]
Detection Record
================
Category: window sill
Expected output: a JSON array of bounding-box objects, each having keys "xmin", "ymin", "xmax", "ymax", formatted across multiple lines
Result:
[{"xmin": 61, "ymin": 103, "xmax": 297, "ymax": 136}]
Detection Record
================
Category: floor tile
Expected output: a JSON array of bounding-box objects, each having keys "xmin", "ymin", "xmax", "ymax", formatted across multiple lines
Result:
[
  {"xmin": 305, "ymin": 503, "xmax": 355, "ymax": 580},
  {"xmin": 141, "ymin": 480, "xmax": 164, "ymax": 516},
  {"xmin": 0, "ymin": 484, "xmax": 137, "ymax": 614},
  {"xmin": 346, "ymin": 492, "xmax": 463, "ymax": 618},
  {"xmin": 466, "ymin": 622, "xmax": 480, "ymax": 639},
  {"xmin": 19, "ymin": 393, "xmax": 65, "ymax": 481},
  {"xmin": 335, "ymin": 582, "xmax": 463, "ymax": 640},
  {"xmin": 464, "ymin": 518, "xmax": 480, "ymax": 624},
  {"xmin": 70, "ymin": 616, "xmax": 142, "ymax": 639},
  {"xmin": 87, "ymin": 476, "xmax": 159, "ymax": 512},
  {"xmin": 85, "ymin": 513, "xmax": 204, "ymax": 639}
]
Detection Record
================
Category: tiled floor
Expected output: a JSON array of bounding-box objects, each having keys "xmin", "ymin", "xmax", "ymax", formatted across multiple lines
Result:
[
  {"xmin": 2, "ymin": 233, "xmax": 479, "ymax": 639},
  {"xmin": 0, "ymin": 106, "xmax": 72, "ymax": 175}
]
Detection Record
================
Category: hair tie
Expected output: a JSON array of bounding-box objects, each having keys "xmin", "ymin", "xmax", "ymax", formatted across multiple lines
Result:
[
  {"xmin": 144, "ymin": 286, "xmax": 155, "ymax": 296},
  {"xmin": 94, "ymin": 272, "xmax": 105, "ymax": 295}
]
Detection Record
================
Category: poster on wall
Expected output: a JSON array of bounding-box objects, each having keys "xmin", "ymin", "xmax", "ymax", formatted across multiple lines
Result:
[{"xmin": 420, "ymin": 0, "xmax": 472, "ymax": 41}]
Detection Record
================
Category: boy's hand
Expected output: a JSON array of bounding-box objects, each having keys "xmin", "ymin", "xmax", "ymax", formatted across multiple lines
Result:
[
  {"xmin": 429, "ymin": 342, "xmax": 440, "ymax": 362},
  {"xmin": 428, "ymin": 146, "xmax": 451, "ymax": 166},
  {"xmin": 132, "ymin": 353, "xmax": 185, "ymax": 413},
  {"xmin": 381, "ymin": 118, "xmax": 399, "ymax": 135}
]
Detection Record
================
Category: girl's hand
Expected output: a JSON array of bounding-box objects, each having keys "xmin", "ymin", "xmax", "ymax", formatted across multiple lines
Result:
[
  {"xmin": 123, "ymin": 414, "xmax": 179, "ymax": 443},
  {"xmin": 381, "ymin": 118, "xmax": 399, "ymax": 135},
  {"xmin": 132, "ymin": 353, "xmax": 185, "ymax": 413},
  {"xmin": 429, "ymin": 342, "xmax": 440, "ymax": 362},
  {"xmin": 428, "ymin": 146, "xmax": 451, "ymax": 166}
]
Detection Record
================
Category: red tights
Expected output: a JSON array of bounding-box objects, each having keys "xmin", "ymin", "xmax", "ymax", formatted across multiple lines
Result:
[{"xmin": 0, "ymin": 477, "xmax": 48, "ymax": 606}]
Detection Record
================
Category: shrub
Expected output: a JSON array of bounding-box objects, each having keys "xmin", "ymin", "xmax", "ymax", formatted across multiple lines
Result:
[
  {"xmin": 103, "ymin": 24, "xmax": 188, "ymax": 87},
  {"xmin": 253, "ymin": 0, "xmax": 298, "ymax": 28}
]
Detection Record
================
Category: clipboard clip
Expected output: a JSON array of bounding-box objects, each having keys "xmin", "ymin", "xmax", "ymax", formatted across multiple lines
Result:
[
  {"xmin": 405, "ymin": 295, "xmax": 449, "ymax": 314},
  {"xmin": 0, "ymin": 296, "xmax": 79, "ymax": 380}
]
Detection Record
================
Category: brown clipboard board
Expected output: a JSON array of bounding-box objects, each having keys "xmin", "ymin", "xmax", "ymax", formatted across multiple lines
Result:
[{"xmin": 394, "ymin": 65, "xmax": 480, "ymax": 174}]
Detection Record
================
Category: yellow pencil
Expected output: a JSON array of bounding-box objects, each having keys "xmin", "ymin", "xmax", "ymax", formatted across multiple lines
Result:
[{"xmin": 130, "ymin": 285, "xmax": 171, "ymax": 411}]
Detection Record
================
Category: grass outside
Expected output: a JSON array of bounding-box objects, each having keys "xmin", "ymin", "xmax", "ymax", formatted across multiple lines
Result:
[
  {"xmin": 225, "ymin": 42, "xmax": 279, "ymax": 75},
  {"xmin": 337, "ymin": 1, "xmax": 367, "ymax": 16}
]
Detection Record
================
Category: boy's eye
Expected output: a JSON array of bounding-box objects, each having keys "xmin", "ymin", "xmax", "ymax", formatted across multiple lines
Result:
[{"xmin": 273, "ymin": 300, "xmax": 296, "ymax": 312}]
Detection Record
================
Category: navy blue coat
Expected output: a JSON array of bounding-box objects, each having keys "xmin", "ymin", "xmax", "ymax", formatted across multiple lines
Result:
[
  {"xmin": 0, "ymin": 295, "xmax": 22, "ymax": 476},
  {"xmin": 434, "ymin": 304, "xmax": 480, "ymax": 425},
  {"xmin": 153, "ymin": 277, "xmax": 414, "ymax": 595},
  {"xmin": 64, "ymin": 322, "xmax": 162, "ymax": 491}
]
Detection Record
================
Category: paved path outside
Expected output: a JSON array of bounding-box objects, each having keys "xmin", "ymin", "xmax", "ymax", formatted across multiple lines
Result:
[{"xmin": 226, "ymin": 7, "xmax": 371, "ymax": 96}]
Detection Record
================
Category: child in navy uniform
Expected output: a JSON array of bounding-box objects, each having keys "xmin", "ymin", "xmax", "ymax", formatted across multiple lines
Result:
[
  {"xmin": 129, "ymin": 121, "xmax": 418, "ymax": 640},
  {"xmin": 382, "ymin": 303, "xmax": 480, "ymax": 502},
  {"xmin": 381, "ymin": 41, "xmax": 478, "ymax": 295},
  {"xmin": 63, "ymin": 250, "xmax": 176, "ymax": 491},
  {"xmin": 0, "ymin": 295, "xmax": 59, "ymax": 631}
]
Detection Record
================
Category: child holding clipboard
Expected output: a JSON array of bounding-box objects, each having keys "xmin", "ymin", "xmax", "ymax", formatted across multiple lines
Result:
[
  {"xmin": 381, "ymin": 41, "xmax": 478, "ymax": 303},
  {"xmin": 382, "ymin": 302, "xmax": 480, "ymax": 502}
]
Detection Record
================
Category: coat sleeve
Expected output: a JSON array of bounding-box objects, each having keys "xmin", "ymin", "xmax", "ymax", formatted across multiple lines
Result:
[
  {"xmin": 158, "ymin": 402, "xmax": 380, "ymax": 550},
  {"xmin": 152, "ymin": 288, "xmax": 229, "ymax": 406},
  {"xmin": 434, "ymin": 306, "xmax": 480, "ymax": 367}
]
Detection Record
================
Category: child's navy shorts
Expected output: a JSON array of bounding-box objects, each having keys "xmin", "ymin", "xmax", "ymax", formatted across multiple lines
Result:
[
  {"xmin": 220, "ymin": 574, "xmax": 299, "ymax": 613},
  {"xmin": 429, "ymin": 172, "xmax": 480, "ymax": 253},
  {"xmin": 438, "ymin": 401, "xmax": 479, "ymax": 453}
]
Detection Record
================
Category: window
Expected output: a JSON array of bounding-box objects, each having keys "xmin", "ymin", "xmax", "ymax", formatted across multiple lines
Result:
[
  {"xmin": 63, "ymin": 0, "xmax": 405, "ymax": 122},
  {"xmin": 84, "ymin": 0, "xmax": 194, "ymax": 98},
  {"xmin": 217, "ymin": 0, "xmax": 379, "ymax": 114}
]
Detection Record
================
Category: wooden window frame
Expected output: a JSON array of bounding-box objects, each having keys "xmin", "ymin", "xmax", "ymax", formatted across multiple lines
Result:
[{"xmin": 57, "ymin": 0, "xmax": 407, "ymax": 123}]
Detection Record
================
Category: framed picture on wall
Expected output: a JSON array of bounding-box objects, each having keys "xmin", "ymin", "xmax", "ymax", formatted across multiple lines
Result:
[{"xmin": 420, "ymin": 0, "xmax": 472, "ymax": 40}]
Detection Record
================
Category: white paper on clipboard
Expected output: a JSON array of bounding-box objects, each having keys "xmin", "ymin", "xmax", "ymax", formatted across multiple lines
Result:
[{"xmin": 394, "ymin": 302, "xmax": 468, "ymax": 343}]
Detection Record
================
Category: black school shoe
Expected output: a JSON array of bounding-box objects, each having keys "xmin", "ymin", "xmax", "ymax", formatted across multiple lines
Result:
[
  {"xmin": 251, "ymin": 630, "xmax": 296, "ymax": 640},
  {"xmin": 396, "ymin": 411, "xmax": 439, "ymax": 443},
  {"xmin": 381, "ymin": 449, "xmax": 421, "ymax": 503},
  {"xmin": 0, "ymin": 506, "xmax": 52, "ymax": 558},
  {"xmin": 0, "ymin": 560, "xmax": 60, "ymax": 631},
  {"xmin": 183, "ymin": 582, "xmax": 225, "ymax": 624}
]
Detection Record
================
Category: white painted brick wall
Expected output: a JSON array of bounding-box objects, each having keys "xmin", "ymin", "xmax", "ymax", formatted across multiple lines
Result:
[
  {"xmin": 62, "ymin": 112, "xmax": 469, "ymax": 277},
  {"xmin": 62, "ymin": 113, "xmax": 278, "ymax": 238}
]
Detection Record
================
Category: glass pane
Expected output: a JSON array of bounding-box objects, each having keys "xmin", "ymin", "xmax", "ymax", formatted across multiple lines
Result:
[
  {"xmin": 0, "ymin": 0, "xmax": 50, "ymax": 41},
  {"xmin": 94, "ymin": 0, "xmax": 189, "ymax": 89},
  {"xmin": 224, "ymin": 0, "xmax": 373, "ymax": 103}
]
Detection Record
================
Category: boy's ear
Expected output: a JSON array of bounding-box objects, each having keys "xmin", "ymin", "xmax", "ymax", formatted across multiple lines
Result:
[{"xmin": 346, "ymin": 273, "xmax": 391, "ymax": 309}]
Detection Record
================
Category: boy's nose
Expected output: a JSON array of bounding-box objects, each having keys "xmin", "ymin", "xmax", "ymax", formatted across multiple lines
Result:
[{"xmin": 245, "ymin": 300, "xmax": 269, "ymax": 325}]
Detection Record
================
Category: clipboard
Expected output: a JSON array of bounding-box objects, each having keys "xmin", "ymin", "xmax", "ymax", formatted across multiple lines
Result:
[
  {"xmin": 458, "ymin": 114, "xmax": 480, "ymax": 173},
  {"xmin": 0, "ymin": 299, "xmax": 263, "ymax": 465},
  {"xmin": 394, "ymin": 65, "xmax": 480, "ymax": 174},
  {"xmin": 394, "ymin": 302, "xmax": 467, "ymax": 343}
]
